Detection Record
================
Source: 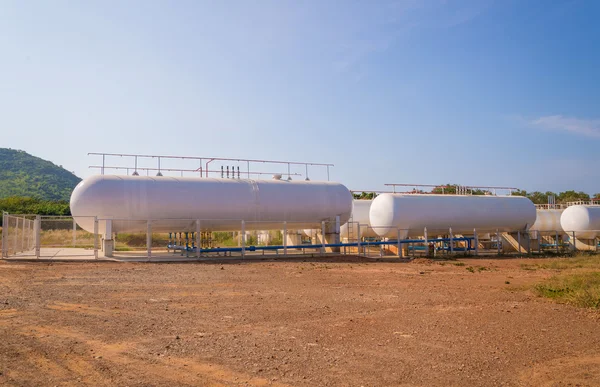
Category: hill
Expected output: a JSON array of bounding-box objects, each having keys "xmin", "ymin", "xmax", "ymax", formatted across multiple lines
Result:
[{"xmin": 0, "ymin": 148, "xmax": 81, "ymax": 201}]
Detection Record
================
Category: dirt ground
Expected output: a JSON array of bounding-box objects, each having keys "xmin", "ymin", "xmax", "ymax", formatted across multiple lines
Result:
[{"xmin": 0, "ymin": 256, "xmax": 599, "ymax": 386}]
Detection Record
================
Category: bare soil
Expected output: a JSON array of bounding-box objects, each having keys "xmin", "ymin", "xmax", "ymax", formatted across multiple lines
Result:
[{"xmin": 0, "ymin": 256, "xmax": 599, "ymax": 386}]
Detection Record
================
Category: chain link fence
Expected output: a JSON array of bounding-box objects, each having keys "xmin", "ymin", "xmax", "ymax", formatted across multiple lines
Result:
[{"xmin": 2, "ymin": 212, "xmax": 598, "ymax": 260}]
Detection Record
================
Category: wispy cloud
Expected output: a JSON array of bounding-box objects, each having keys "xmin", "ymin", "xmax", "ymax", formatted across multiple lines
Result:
[
  {"xmin": 530, "ymin": 115, "xmax": 600, "ymax": 138},
  {"xmin": 331, "ymin": 0, "xmax": 491, "ymax": 76}
]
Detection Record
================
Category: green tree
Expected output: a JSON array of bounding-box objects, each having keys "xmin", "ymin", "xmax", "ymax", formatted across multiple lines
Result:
[
  {"xmin": 557, "ymin": 190, "xmax": 590, "ymax": 204},
  {"xmin": 511, "ymin": 189, "xmax": 527, "ymax": 197},
  {"xmin": 0, "ymin": 196, "xmax": 71, "ymax": 226},
  {"xmin": 352, "ymin": 192, "xmax": 378, "ymax": 200}
]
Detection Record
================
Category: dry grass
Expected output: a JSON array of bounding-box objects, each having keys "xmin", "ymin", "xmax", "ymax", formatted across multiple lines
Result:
[
  {"xmin": 532, "ymin": 254, "xmax": 600, "ymax": 309},
  {"xmin": 40, "ymin": 229, "xmax": 96, "ymax": 247}
]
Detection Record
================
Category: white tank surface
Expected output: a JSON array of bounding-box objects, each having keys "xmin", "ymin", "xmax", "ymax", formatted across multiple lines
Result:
[
  {"xmin": 369, "ymin": 194, "xmax": 536, "ymax": 239},
  {"xmin": 530, "ymin": 209, "xmax": 564, "ymax": 233},
  {"xmin": 70, "ymin": 175, "xmax": 353, "ymax": 233},
  {"xmin": 340, "ymin": 200, "xmax": 377, "ymax": 239},
  {"xmin": 560, "ymin": 205, "xmax": 600, "ymax": 239}
]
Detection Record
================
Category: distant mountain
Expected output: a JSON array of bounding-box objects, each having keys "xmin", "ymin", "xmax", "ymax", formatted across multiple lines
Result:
[{"xmin": 0, "ymin": 148, "xmax": 81, "ymax": 201}]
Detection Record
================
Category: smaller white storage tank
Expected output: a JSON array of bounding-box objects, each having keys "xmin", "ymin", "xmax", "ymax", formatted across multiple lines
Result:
[
  {"xmin": 340, "ymin": 200, "xmax": 377, "ymax": 239},
  {"xmin": 369, "ymin": 193, "xmax": 536, "ymax": 239},
  {"xmin": 560, "ymin": 205, "xmax": 600, "ymax": 239},
  {"xmin": 530, "ymin": 209, "xmax": 564, "ymax": 233}
]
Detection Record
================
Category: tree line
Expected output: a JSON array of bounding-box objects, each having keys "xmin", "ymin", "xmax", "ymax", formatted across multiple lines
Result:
[
  {"xmin": 353, "ymin": 184, "xmax": 599, "ymax": 205},
  {"xmin": 0, "ymin": 197, "xmax": 71, "ymax": 226}
]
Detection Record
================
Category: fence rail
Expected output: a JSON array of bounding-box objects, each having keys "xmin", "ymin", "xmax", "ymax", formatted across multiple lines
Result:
[{"xmin": 2, "ymin": 213, "xmax": 598, "ymax": 261}]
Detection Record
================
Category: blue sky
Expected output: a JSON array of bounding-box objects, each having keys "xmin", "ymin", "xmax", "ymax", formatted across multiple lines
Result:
[{"xmin": 1, "ymin": 0, "xmax": 599, "ymax": 194}]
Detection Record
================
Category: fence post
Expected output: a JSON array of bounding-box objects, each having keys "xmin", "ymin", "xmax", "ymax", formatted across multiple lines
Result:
[
  {"xmin": 537, "ymin": 232, "xmax": 541, "ymax": 254},
  {"xmin": 14, "ymin": 217, "xmax": 20, "ymax": 254},
  {"xmin": 321, "ymin": 221, "xmax": 326, "ymax": 255},
  {"xmin": 496, "ymin": 229, "xmax": 501, "ymax": 255},
  {"xmin": 35, "ymin": 215, "xmax": 41, "ymax": 259},
  {"xmin": 21, "ymin": 216, "xmax": 26, "ymax": 253},
  {"xmin": 147, "ymin": 220, "xmax": 152, "ymax": 261},
  {"xmin": 1, "ymin": 212, "xmax": 7, "ymax": 258},
  {"xmin": 72, "ymin": 218, "xmax": 77, "ymax": 247},
  {"xmin": 241, "ymin": 220, "xmax": 246, "ymax": 258},
  {"xmin": 1, "ymin": 213, "xmax": 6, "ymax": 258},
  {"xmin": 572, "ymin": 231, "xmax": 576, "ymax": 252},
  {"xmin": 93, "ymin": 217, "xmax": 98, "ymax": 259},
  {"xmin": 423, "ymin": 227, "xmax": 428, "ymax": 257},
  {"xmin": 555, "ymin": 230, "xmax": 559, "ymax": 254},
  {"xmin": 28, "ymin": 219, "xmax": 32, "ymax": 251},
  {"xmin": 196, "ymin": 220, "xmax": 201, "ymax": 258},
  {"xmin": 356, "ymin": 223, "xmax": 361, "ymax": 256},
  {"xmin": 397, "ymin": 228, "xmax": 401, "ymax": 258},
  {"xmin": 283, "ymin": 221, "xmax": 287, "ymax": 256},
  {"xmin": 517, "ymin": 231, "xmax": 522, "ymax": 257},
  {"xmin": 449, "ymin": 227, "xmax": 454, "ymax": 255},
  {"xmin": 474, "ymin": 228, "xmax": 479, "ymax": 256}
]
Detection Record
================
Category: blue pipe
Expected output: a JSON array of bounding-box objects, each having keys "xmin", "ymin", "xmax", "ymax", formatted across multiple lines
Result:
[{"xmin": 168, "ymin": 236, "xmax": 477, "ymax": 254}]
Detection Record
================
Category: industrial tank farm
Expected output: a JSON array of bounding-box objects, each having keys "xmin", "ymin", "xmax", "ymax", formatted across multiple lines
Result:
[{"xmin": 47, "ymin": 150, "xmax": 597, "ymax": 259}]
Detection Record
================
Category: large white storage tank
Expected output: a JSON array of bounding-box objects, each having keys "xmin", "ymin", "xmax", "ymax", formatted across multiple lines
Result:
[
  {"xmin": 340, "ymin": 200, "xmax": 377, "ymax": 239},
  {"xmin": 560, "ymin": 205, "xmax": 600, "ymax": 239},
  {"xmin": 70, "ymin": 175, "xmax": 353, "ymax": 233},
  {"xmin": 530, "ymin": 209, "xmax": 564, "ymax": 233},
  {"xmin": 369, "ymin": 194, "xmax": 536, "ymax": 239}
]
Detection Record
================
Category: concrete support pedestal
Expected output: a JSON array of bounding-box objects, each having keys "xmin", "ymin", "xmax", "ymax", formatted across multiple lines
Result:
[
  {"xmin": 322, "ymin": 216, "xmax": 341, "ymax": 253},
  {"xmin": 103, "ymin": 238, "xmax": 114, "ymax": 258},
  {"xmin": 103, "ymin": 220, "xmax": 114, "ymax": 258}
]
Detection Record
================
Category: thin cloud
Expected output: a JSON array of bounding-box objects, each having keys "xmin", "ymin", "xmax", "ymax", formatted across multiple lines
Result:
[
  {"xmin": 332, "ymin": 0, "xmax": 490, "ymax": 76},
  {"xmin": 530, "ymin": 115, "xmax": 600, "ymax": 138}
]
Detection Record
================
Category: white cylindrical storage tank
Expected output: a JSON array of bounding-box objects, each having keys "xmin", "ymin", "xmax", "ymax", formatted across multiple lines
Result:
[
  {"xmin": 369, "ymin": 194, "xmax": 536, "ymax": 239},
  {"xmin": 340, "ymin": 200, "xmax": 377, "ymax": 239},
  {"xmin": 560, "ymin": 205, "xmax": 600, "ymax": 239},
  {"xmin": 70, "ymin": 175, "xmax": 353, "ymax": 233},
  {"xmin": 530, "ymin": 209, "xmax": 564, "ymax": 233}
]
